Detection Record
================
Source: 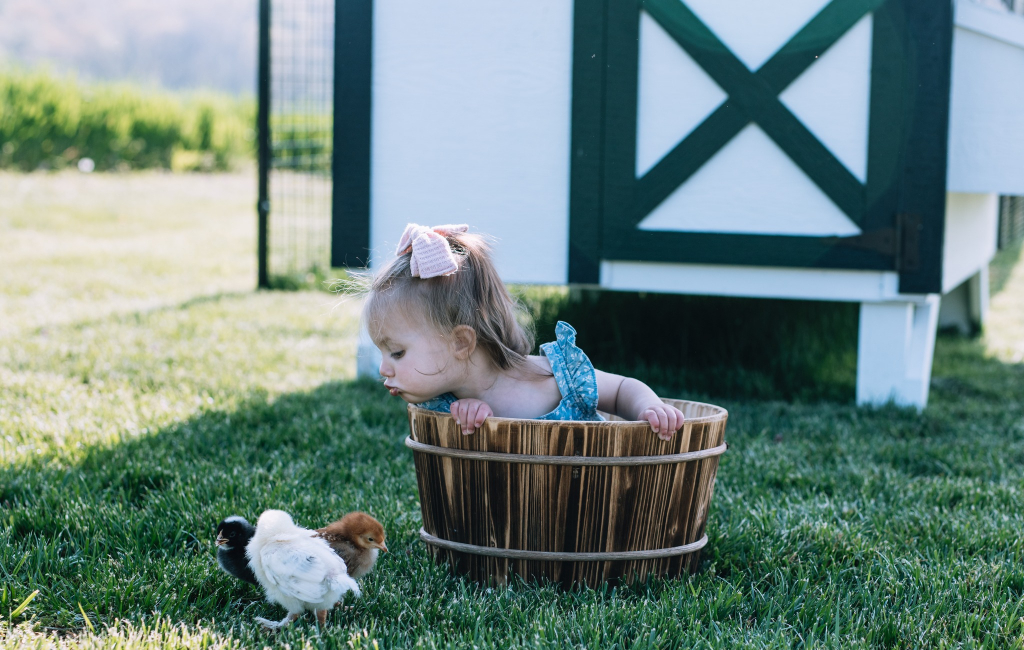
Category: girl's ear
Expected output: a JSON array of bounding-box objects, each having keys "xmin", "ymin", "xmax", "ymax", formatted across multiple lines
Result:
[{"xmin": 450, "ymin": 325, "xmax": 477, "ymax": 360}]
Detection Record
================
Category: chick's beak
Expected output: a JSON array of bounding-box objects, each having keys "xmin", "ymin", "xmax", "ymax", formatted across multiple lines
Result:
[
  {"xmin": 215, "ymin": 534, "xmax": 228, "ymax": 546},
  {"xmin": 377, "ymin": 542, "xmax": 388, "ymax": 553}
]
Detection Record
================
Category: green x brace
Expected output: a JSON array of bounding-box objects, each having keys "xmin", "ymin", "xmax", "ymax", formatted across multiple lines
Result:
[{"xmin": 635, "ymin": 0, "xmax": 886, "ymax": 228}]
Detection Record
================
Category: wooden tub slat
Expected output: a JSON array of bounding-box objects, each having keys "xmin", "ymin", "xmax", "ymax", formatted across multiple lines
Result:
[{"xmin": 409, "ymin": 399, "xmax": 728, "ymax": 586}]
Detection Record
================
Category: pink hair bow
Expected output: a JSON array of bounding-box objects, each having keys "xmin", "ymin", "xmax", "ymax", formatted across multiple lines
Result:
[{"xmin": 395, "ymin": 223, "xmax": 470, "ymax": 278}]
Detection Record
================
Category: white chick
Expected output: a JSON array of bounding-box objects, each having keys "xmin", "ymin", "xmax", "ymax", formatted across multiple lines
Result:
[{"xmin": 245, "ymin": 509, "xmax": 361, "ymax": 629}]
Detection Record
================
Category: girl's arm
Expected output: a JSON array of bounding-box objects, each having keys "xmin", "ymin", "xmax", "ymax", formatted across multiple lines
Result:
[{"xmin": 595, "ymin": 370, "xmax": 684, "ymax": 440}]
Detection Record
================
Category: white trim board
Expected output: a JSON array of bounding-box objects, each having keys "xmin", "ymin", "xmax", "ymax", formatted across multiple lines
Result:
[{"xmin": 599, "ymin": 261, "xmax": 937, "ymax": 303}]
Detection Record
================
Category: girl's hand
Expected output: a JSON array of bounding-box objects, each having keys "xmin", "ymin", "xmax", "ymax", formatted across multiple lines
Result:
[
  {"xmin": 639, "ymin": 404, "xmax": 685, "ymax": 441},
  {"xmin": 450, "ymin": 399, "xmax": 493, "ymax": 435}
]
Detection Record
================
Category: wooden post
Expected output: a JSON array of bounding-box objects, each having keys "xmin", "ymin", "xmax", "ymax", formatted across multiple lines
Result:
[
  {"xmin": 856, "ymin": 295, "xmax": 940, "ymax": 409},
  {"xmin": 256, "ymin": 0, "xmax": 270, "ymax": 289}
]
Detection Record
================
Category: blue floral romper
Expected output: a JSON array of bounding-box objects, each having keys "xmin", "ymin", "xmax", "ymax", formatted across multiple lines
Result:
[{"xmin": 416, "ymin": 321, "xmax": 604, "ymax": 421}]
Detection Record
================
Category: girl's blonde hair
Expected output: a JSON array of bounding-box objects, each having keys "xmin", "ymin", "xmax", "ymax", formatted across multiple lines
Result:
[{"xmin": 363, "ymin": 231, "xmax": 535, "ymax": 371}]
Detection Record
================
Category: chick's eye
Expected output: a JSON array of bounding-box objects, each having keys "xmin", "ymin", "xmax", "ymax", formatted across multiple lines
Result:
[
  {"xmin": 368, "ymin": 537, "xmax": 374, "ymax": 542},
  {"xmin": 390, "ymin": 350, "xmax": 405, "ymax": 360}
]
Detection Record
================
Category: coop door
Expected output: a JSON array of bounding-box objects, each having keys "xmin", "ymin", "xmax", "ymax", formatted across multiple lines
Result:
[{"xmin": 568, "ymin": 0, "xmax": 952, "ymax": 294}]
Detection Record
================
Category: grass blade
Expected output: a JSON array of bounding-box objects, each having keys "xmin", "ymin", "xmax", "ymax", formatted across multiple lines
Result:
[
  {"xmin": 10, "ymin": 589, "xmax": 38, "ymax": 619},
  {"xmin": 78, "ymin": 602, "xmax": 95, "ymax": 633}
]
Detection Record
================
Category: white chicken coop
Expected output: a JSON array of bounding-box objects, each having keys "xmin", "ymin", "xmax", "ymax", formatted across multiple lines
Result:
[{"xmin": 322, "ymin": 0, "xmax": 1024, "ymax": 408}]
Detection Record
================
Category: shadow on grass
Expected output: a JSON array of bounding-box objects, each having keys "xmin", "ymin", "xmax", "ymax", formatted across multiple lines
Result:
[
  {"xmin": 519, "ymin": 289, "xmax": 859, "ymax": 403},
  {"xmin": 3, "ymin": 276, "xmax": 1024, "ymax": 646},
  {"xmin": 4, "ymin": 336, "xmax": 1023, "ymax": 624},
  {"xmin": 931, "ymin": 334, "xmax": 1024, "ymax": 410},
  {"xmin": 518, "ymin": 241, "xmax": 1024, "ymax": 406},
  {"xmin": 0, "ymin": 378, "xmax": 431, "ymax": 633}
]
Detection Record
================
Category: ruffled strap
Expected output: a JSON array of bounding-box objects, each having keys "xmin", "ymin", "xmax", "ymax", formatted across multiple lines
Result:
[
  {"xmin": 416, "ymin": 392, "xmax": 458, "ymax": 413},
  {"xmin": 540, "ymin": 322, "xmax": 600, "ymax": 416}
]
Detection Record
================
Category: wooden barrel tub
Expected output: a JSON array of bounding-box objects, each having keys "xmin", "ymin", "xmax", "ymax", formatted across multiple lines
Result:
[{"xmin": 406, "ymin": 399, "xmax": 728, "ymax": 587}]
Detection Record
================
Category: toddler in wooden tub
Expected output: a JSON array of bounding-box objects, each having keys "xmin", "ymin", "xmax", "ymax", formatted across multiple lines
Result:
[{"xmin": 363, "ymin": 223, "xmax": 685, "ymax": 439}]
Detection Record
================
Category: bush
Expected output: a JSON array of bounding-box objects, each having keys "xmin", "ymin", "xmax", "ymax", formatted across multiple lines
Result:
[{"xmin": 0, "ymin": 68, "xmax": 254, "ymax": 171}]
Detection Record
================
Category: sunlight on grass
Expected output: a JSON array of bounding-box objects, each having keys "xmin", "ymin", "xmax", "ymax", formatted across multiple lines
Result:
[
  {"xmin": 1, "ymin": 620, "xmax": 243, "ymax": 650},
  {"xmin": 986, "ymin": 242, "xmax": 1024, "ymax": 363},
  {"xmin": 0, "ymin": 170, "xmax": 258, "ymax": 336},
  {"xmin": 0, "ymin": 292, "xmax": 360, "ymax": 465}
]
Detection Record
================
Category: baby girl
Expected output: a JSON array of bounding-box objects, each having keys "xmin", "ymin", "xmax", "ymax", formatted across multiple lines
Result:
[{"xmin": 364, "ymin": 223, "xmax": 685, "ymax": 438}]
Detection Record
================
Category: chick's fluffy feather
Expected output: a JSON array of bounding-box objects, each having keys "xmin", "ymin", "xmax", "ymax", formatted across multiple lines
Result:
[
  {"xmin": 315, "ymin": 511, "xmax": 387, "ymax": 579},
  {"xmin": 246, "ymin": 510, "xmax": 359, "ymax": 629}
]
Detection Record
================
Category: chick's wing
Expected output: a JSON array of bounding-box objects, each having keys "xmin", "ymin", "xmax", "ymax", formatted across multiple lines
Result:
[{"xmin": 260, "ymin": 536, "xmax": 347, "ymax": 603}]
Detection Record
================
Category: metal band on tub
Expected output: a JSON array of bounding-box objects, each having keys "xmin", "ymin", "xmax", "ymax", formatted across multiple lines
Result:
[
  {"xmin": 418, "ymin": 528, "xmax": 708, "ymax": 561},
  {"xmin": 404, "ymin": 436, "xmax": 727, "ymax": 466}
]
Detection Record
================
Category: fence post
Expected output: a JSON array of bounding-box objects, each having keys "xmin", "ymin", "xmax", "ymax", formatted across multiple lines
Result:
[{"xmin": 257, "ymin": 0, "xmax": 271, "ymax": 289}]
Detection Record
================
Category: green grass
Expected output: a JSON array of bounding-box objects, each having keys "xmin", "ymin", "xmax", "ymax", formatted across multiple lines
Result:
[{"xmin": 2, "ymin": 171, "xmax": 1024, "ymax": 648}]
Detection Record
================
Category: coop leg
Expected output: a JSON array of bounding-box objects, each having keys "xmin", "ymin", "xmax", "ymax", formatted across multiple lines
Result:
[
  {"xmin": 357, "ymin": 323, "xmax": 383, "ymax": 378},
  {"xmin": 856, "ymin": 296, "xmax": 940, "ymax": 410},
  {"xmin": 938, "ymin": 267, "xmax": 990, "ymax": 335},
  {"xmin": 968, "ymin": 267, "xmax": 989, "ymax": 331}
]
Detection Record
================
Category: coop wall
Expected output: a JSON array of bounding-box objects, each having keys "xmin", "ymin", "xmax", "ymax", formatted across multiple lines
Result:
[
  {"xmin": 369, "ymin": 0, "xmax": 898, "ymax": 285},
  {"xmin": 364, "ymin": 0, "xmax": 1018, "ymax": 292},
  {"xmin": 947, "ymin": 1, "xmax": 1024, "ymax": 195},
  {"xmin": 370, "ymin": 0, "xmax": 574, "ymax": 283}
]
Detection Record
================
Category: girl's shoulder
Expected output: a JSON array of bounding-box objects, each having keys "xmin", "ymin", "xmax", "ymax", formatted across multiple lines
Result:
[{"xmin": 526, "ymin": 354, "xmax": 553, "ymax": 374}]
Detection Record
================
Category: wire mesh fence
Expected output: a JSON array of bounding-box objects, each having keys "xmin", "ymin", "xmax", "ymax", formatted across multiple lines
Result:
[
  {"xmin": 1000, "ymin": 196, "xmax": 1024, "ymax": 250},
  {"xmin": 261, "ymin": 0, "xmax": 335, "ymax": 287}
]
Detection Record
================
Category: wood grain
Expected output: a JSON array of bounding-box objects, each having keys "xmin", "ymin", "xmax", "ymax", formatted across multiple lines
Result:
[{"xmin": 409, "ymin": 399, "xmax": 728, "ymax": 587}]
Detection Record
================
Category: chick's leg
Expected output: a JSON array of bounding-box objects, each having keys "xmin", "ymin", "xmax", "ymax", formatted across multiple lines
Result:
[
  {"xmin": 255, "ymin": 612, "xmax": 301, "ymax": 630},
  {"xmin": 316, "ymin": 609, "xmax": 328, "ymax": 626}
]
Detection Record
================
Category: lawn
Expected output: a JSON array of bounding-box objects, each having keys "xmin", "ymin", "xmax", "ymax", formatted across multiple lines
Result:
[{"xmin": 2, "ymin": 170, "xmax": 1024, "ymax": 649}]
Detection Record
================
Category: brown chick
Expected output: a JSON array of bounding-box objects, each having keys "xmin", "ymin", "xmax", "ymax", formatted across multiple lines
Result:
[{"xmin": 315, "ymin": 512, "xmax": 387, "ymax": 579}]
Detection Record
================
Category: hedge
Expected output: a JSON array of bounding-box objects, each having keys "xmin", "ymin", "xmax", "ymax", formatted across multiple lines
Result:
[{"xmin": 0, "ymin": 69, "xmax": 255, "ymax": 172}]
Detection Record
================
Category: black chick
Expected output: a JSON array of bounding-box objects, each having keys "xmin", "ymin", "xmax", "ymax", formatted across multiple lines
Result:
[{"xmin": 215, "ymin": 516, "xmax": 258, "ymax": 585}]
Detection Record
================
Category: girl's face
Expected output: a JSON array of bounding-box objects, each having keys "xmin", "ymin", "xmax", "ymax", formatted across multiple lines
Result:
[{"xmin": 374, "ymin": 314, "xmax": 457, "ymax": 403}]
